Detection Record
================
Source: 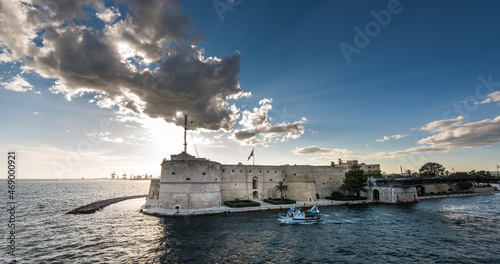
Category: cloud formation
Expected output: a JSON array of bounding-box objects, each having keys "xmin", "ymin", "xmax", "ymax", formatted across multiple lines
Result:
[
  {"xmin": 293, "ymin": 146, "xmax": 354, "ymax": 160},
  {"xmin": 367, "ymin": 116, "xmax": 500, "ymax": 159},
  {"xmin": 296, "ymin": 115, "xmax": 500, "ymax": 161},
  {"xmin": 375, "ymin": 134, "xmax": 408, "ymax": 142},
  {"xmin": 0, "ymin": 75, "xmax": 33, "ymax": 92},
  {"xmin": 419, "ymin": 116, "xmax": 500, "ymax": 148},
  {"xmin": 233, "ymin": 99, "xmax": 306, "ymax": 144},
  {"xmin": 0, "ymin": 0, "xmax": 306, "ymax": 143},
  {"xmin": 478, "ymin": 91, "xmax": 500, "ymax": 105}
]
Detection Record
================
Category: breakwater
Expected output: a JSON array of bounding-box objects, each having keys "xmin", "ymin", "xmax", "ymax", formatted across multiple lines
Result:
[{"xmin": 67, "ymin": 195, "xmax": 147, "ymax": 214}]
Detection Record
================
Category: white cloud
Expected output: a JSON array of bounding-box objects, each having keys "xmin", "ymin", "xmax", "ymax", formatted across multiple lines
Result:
[
  {"xmin": 294, "ymin": 146, "xmax": 354, "ymax": 160},
  {"xmin": 96, "ymin": 7, "xmax": 120, "ymax": 24},
  {"xmin": 361, "ymin": 145, "xmax": 452, "ymax": 160},
  {"xmin": 420, "ymin": 116, "xmax": 466, "ymax": 132},
  {"xmin": 232, "ymin": 99, "xmax": 306, "ymax": 145},
  {"xmin": 418, "ymin": 115, "xmax": 500, "ymax": 148},
  {"xmin": 366, "ymin": 115, "xmax": 500, "ymax": 159},
  {"xmin": 478, "ymin": 91, "xmax": 500, "ymax": 105},
  {"xmin": 375, "ymin": 134, "xmax": 408, "ymax": 142},
  {"xmin": 0, "ymin": 1, "xmax": 39, "ymax": 62},
  {"xmin": 0, "ymin": 75, "xmax": 33, "ymax": 92}
]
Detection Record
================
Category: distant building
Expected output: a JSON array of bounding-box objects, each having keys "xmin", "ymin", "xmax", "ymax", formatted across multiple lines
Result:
[{"xmin": 336, "ymin": 160, "xmax": 381, "ymax": 172}]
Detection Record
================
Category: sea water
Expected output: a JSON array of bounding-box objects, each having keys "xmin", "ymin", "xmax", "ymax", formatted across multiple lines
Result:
[{"xmin": 1, "ymin": 180, "xmax": 499, "ymax": 263}]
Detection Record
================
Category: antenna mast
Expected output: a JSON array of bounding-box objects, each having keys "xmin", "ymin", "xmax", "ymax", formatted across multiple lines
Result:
[{"xmin": 184, "ymin": 114, "xmax": 188, "ymax": 161}]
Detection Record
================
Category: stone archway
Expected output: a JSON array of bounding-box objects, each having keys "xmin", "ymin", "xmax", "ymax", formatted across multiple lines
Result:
[
  {"xmin": 373, "ymin": 189, "xmax": 380, "ymax": 201},
  {"xmin": 383, "ymin": 190, "xmax": 390, "ymax": 202},
  {"xmin": 252, "ymin": 176, "xmax": 258, "ymax": 189}
]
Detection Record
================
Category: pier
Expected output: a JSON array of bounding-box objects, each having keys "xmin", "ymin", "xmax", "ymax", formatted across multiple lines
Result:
[{"xmin": 67, "ymin": 195, "xmax": 147, "ymax": 214}]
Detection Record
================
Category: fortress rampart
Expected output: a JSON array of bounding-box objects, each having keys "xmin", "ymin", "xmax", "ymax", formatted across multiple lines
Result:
[{"xmin": 144, "ymin": 152, "xmax": 345, "ymax": 212}]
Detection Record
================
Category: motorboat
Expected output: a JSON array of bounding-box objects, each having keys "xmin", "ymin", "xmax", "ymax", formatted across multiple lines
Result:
[{"xmin": 278, "ymin": 204, "xmax": 321, "ymax": 223}]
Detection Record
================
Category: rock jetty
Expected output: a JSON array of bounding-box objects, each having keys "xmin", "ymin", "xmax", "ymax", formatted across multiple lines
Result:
[{"xmin": 67, "ymin": 195, "xmax": 147, "ymax": 214}]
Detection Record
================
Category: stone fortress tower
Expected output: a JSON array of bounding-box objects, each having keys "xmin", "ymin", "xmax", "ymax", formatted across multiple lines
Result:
[
  {"xmin": 143, "ymin": 115, "xmax": 346, "ymax": 213},
  {"xmin": 144, "ymin": 152, "xmax": 346, "ymax": 212}
]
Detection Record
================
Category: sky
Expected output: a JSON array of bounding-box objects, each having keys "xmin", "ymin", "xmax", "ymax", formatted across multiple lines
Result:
[{"xmin": 1, "ymin": 0, "xmax": 500, "ymax": 179}]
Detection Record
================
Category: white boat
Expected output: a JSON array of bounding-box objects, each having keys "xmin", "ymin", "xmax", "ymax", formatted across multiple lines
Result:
[{"xmin": 278, "ymin": 204, "xmax": 322, "ymax": 223}]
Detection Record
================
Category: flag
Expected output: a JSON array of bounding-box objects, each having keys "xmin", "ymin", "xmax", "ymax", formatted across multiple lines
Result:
[{"xmin": 247, "ymin": 149, "xmax": 254, "ymax": 161}]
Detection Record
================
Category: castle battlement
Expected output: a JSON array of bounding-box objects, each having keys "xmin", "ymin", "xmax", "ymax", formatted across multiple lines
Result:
[{"xmin": 145, "ymin": 153, "xmax": 346, "ymax": 212}]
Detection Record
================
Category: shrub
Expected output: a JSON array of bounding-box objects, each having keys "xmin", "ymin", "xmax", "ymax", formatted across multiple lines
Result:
[
  {"xmin": 263, "ymin": 198, "xmax": 296, "ymax": 205},
  {"xmin": 330, "ymin": 191, "xmax": 344, "ymax": 199},
  {"xmin": 224, "ymin": 199, "xmax": 260, "ymax": 208}
]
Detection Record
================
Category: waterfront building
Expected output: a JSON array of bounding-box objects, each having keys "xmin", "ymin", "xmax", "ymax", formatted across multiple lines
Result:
[{"xmin": 144, "ymin": 152, "xmax": 346, "ymax": 212}]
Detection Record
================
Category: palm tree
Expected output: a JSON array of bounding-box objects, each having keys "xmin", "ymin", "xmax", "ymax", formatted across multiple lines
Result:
[
  {"xmin": 338, "ymin": 158, "xmax": 343, "ymax": 168},
  {"xmin": 274, "ymin": 181, "xmax": 288, "ymax": 201}
]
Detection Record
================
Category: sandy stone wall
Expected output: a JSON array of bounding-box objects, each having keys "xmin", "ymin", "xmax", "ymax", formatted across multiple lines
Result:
[
  {"xmin": 158, "ymin": 159, "xmax": 222, "ymax": 210},
  {"xmin": 152, "ymin": 157, "xmax": 346, "ymax": 211}
]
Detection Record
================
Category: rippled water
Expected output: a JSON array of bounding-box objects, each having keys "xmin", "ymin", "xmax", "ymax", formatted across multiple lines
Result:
[{"xmin": 1, "ymin": 180, "xmax": 500, "ymax": 263}]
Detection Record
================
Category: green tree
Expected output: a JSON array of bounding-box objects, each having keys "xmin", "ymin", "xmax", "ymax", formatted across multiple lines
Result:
[
  {"xmin": 477, "ymin": 170, "xmax": 492, "ymax": 177},
  {"xmin": 330, "ymin": 161, "xmax": 335, "ymax": 167},
  {"xmin": 338, "ymin": 158, "xmax": 343, "ymax": 168},
  {"xmin": 274, "ymin": 181, "xmax": 288, "ymax": 201},
  {"xmin": 343, "ymin": 168, "xmax": 368, "ymax": 197},
  {"xmin": 330, "ymin": 191, "xmax": 344, "ymax": 199},
  {"xmin": 419, "ymin": 162, "xmax": 446, "ymax": 178},
  {"xmin": 364, "ymin": 170, "xmax": 383, "ymax": 178}
]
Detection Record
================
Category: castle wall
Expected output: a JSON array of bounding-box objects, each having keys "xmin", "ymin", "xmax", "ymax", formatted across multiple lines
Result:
[
  {"xmin": 220, "ymin": 165, "xmax": 287, "ymax": 200},
  {"xmin": 369, "ymin": 186, "xmax": 419, "ymax": 203},
  {"xmin": 157, "ymin": 159, "xmax": 222, "ymax": 210},
  {"xmin": 147, "ymin": 178, "xmax": 160, "ymax": 199},
  {"xmin": 151, "ymin": 156, "xmax": 346, "ymax": 211},
  {"xmin": 421, "ymin": 184, "xmax": 458, "ymax": 194},
  {"xmin": 283, "ymin": 165, "xmax": 345, "ymax": 200},
  {"xmin": 220, "ymin": 164, "xmax": 250, "ymax": 200}
]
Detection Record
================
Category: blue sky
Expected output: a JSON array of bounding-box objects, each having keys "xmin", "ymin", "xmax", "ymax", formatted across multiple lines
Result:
[{"xmin": 1, "ymin": 0, "xmax": 500, "ymax": 179}]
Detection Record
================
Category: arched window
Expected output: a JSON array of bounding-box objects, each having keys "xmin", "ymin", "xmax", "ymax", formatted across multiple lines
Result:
[{"xmin": 252, "ymin": 176, "xmax": 258, "ymax": 189}]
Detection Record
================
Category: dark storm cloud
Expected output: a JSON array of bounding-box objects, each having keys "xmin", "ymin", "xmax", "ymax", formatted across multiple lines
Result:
[
  {"xmin": 1, "ymin": 0, "xmax": 307, "ymax": 143},
  {"xmin": 132, "ymin": 46, "xmax": 243, "ymax": 130},
  {"xmin": 22, "ymin": 0, "xmax": 240, "ymax": 131}
]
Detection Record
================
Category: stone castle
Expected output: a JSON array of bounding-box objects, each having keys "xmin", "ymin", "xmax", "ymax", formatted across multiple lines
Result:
[{"xmin": 144, "ymin": 152, "xmax": 346, "ymax": 212}]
